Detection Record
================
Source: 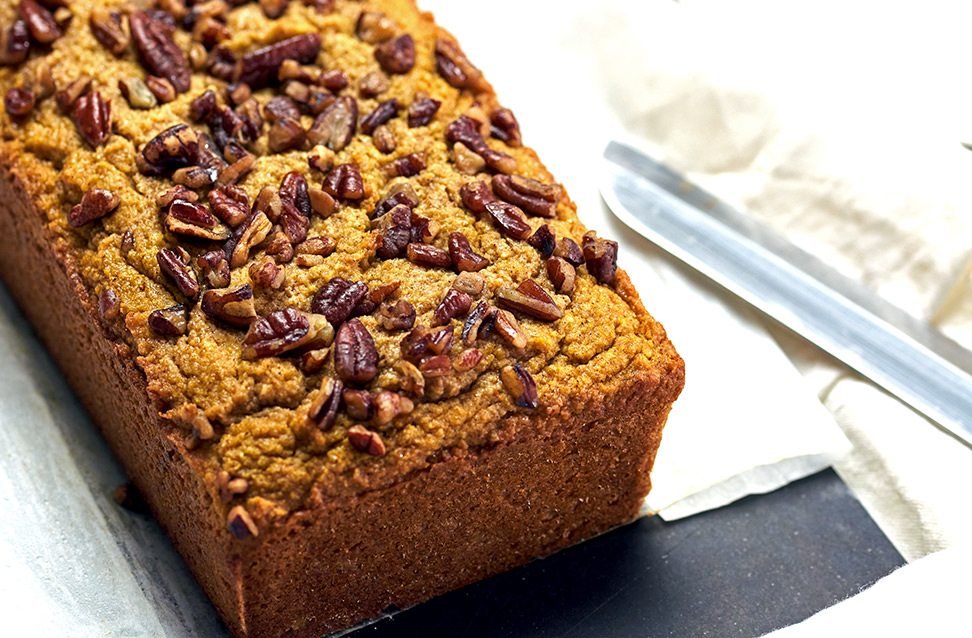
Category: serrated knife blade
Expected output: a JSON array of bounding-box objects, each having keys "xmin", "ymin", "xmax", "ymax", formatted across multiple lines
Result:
[{"xmin": 601, "ymin": 140, "xmax": 972, "ymax": 448}]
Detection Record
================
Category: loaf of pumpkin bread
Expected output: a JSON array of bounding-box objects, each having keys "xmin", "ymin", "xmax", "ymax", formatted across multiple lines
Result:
[{"xmin": 0, "ymin": 0, "xmax": 684, "ymax": 635}]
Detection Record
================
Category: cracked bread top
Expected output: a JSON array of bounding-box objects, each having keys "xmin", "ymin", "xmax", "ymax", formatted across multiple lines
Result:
[{"xmin": 0, "ymin": 0, "xmax": 682, "ymax": 535}]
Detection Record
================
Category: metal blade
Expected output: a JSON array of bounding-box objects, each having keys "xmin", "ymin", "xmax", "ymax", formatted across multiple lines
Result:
[{"xmin": 601, "ymin": 140, "xmax": 972, "ymax": 447}]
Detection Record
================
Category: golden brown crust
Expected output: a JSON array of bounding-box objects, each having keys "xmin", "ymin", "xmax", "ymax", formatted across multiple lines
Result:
[{"xmin": 0, "ymin": 1, "xmax": 683, "ymax": 636}]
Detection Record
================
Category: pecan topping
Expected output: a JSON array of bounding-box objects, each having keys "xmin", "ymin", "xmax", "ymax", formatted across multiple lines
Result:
[
  {"xmin": 0, "ymin": 21, "xmax": 30, "ymax": 67},
  {"xmin": 251, "ymin": 186, "xmax": 282, "ymax": 223},
  {"xmin": 202, "ymin": 285, "xmax": 257, "ymax": 328},
  {"xmin": 494, "ymin": 309, "xmax": 527, "ymax": 348},
  {"xmin": 383, "ymin": 153, "xmax": 426, "ymax": 178},
  {"xmin": 527, "ymin": 224, "xmax": 556, "ymax": 257},
  {"xmin": 347, "ymin": 425, "xmax": 386, "ymax": 456},
  {"xmin": 375, "ymin": 34, "xmax": 415, "ymax": 75},
  {"xmin": 495, "ymin": 279, "xmax": 563, "ymax": 322},
  {"xmin": 320, "ymin": 68, "xmax": 348, "ymax": 92},
  {"xmin": 483, "ymin": 201, "xmax": 532, "ymax": 240},
  {"xmin": 149, "ymin": 304, "xmax": 189, "ymax": 337},
  {"xmin": 68, "ymin": 188, "xmax": 120, "ymax": 227},
  {"xmin": 546, "ymin": 256, "xmax": 576, "ymax": 293},
  {"xmin": 355, "ymin": 11, "xmax": 396, "ymax": 44},
  {"xmin": 55, "ymin": 76, "xmax": 91, "ymax": 113},
  {"xmin": 308, "ymin": 376, "xmax": 343, "ymax": 431},
  {"xmin": 129, "ymin": 11, "xmax": 190, "ymax": 93},
  {"xmin": 372, "ymin": 183, "xmax": 419, "ymax": 218},
  {"xmin": 461, "ymin": 301, "xmax": 497, "ymax": 346},
  {"xmin": 401, "ymin": 324, "xmax": 454, "ymax": 363},
  {"xmin": 453, "ymin": 348, "xmax": 483, "ymax": 372},
  {"xmin": 452, "ymin": 271, "xmax": 485, "ymax": 297},
  {"xmin": 235, "ymin": 33, "xmax": 322, "ymax": 89},
  {"xmin": 334, "ymin": 319, "xmax": 379, "ymax": 384},
  {"xmin": 4, "ymin": 88, "xmax": 34, "ymax": 117},
  {"xmin": 217, "ymin": 471, "xmax": 249, "ymax": 504},
  {"xmin": 146, "ymin": 75, "xmax": 176, "ymax": 104},
  {"xmin": 342, "ymin": 388, "xmax": 374, "ymax": 422},
  {"xmin": 492, "ymin": 174, "xmax": 562, "ymax": 218},
  {"xmin": 408, "ymin": 94, "xmax": 441, "ymax": 128},
  {"xmin": 453, "ymin": 144, "xmax": 485, "ymax": 174},
  {"xmin": 358, "ymin": 70, "xmax": 390, "ymax": 98},
  {"xmin": 158, "ymin": 247, "xmax": 199, "ymax": 300},
  {"xmin": 165, "ymin": 199, "xmax": 231, "ymax": 241},
  {"xmin": 268, "ymin": 118, "xmax": 306, "ymax": 153},
  {"xmin": 435, "ymin": 38, "xmax": 484, "ymax": 91},
  {"xmin": 433, "ymin": 289, "xmax": 472, "ymax": 326},
  {"xmin": 446, "ymin": 115, "xmax": 487, "ymax": 154},
  {"xmin": 448, "ymin": 232, "xmax": 488, "ymax": 272},
  {"xmin": 173, "ymin": 165, "xmax": 218, "ymax": 189},
  {"xmin": 407, "ymin": 243, "xmax": 451, "ymax": 269},
  {"xmin": 89, "ymin": 8, "xmax": 128, "ymax": 56},
  {"xmin": 263, "ymin": 95, "xmax": 301, "ymax": 123},
  {"xmin": 32, "ymin": 63, "xmax": 54, "ymax": 100},
  {"xmin": 301, "ymin": 348, "xmax": 329, "ymax": 373},
  {"xmin": 227, "ymin": 506, "xmax": 259, "ymax": 540},
  {"xmin": 295, "ymin": 235, "xmax": 336, "ymax": 258},
  {"xmin": 360, "ymin": 98, "xmax": 401, "ymax": 135},
  {"xmin": 410, "ymin": 213, "xmax": 439, "ymax": 244},
  {"xmin": 369, "ymin": 281, "xmax": 401, "ymax": 304},
  {"xmin": 312, "ymin": 277, "xmax": 369, "ymax": 327},
  {"xmin": 248, "ymin": 256, "xmax": 286, "ymax": 290},
  {"xmin": 501, "ymin": 364, "xmax": 539, "ymax": 409},
  {"xmin": 554, "ymin": 236, "xmax": 584, "ymax": 267},
  {"xmin": 208, "ymin": 185, "xmax": 249, "ymax": 227},
  {"xmin": 259, "ymin": 0, "xmax": 290, "ymax": 19},
  {"xmin": 373, "ymin": 205, "xmax": 411, "ymax": 258},
  {"xmin": 279, "ymin": 170, "xmax": 312, "ymax": 218},
  {"xmin": 394, "ymin": 360, "xmax": 424, "ymax": 397},
  {"xmin": 196, "ymin": 250, "xmax": 231, "ymax": 288},
  {"xmin": 118, "ymin": 77, "xmax": 157, "ymax": 110},
  {"xmin": 419, "ymin": 354, "xmax": 451, "ymax": 378},
  {"xmin": 99, "ymin": 288, "xmax": 121, "ymax": 320},
  {"xmin": 582, "ymin": 232, "xmax": 619, "ymax": 284},
  {"xmin": 226, "ymin": 211, "xmax": 272, "ymax": 268},
  {"xmin": 459, "ymin": 180, "xmax": 496, "ymax": 214},
  {"xmin": 19, "ymin": 0, "xmax": 61, "ymax": 45},
  {"xmin": 490, "ymin": 107, "xmax": 522, "ymax": 146},
  {"xmin": 371, "ymin": 391, "xmax": 413, "ymax": 427},
  {"xmin": 308, "ymin": 187, "xmax": 335, "ymax": 218},
  {"xmin": 242, "ymin": 307, "xmax": 333, "ymax": 359},
  {"xmin": 322, "ymin": 162, "xmax": 365, "ymax": 200},
  {"xmin": 139, "ymin": 124, "xmax": 200, "ymax": 176},
  {"xmin": 377, "ymin": 299, "xmax": 415, "ymax": 331},
  {"xmin": 73, "ymin": 91, "xmax": 111, "ymax": 148},
  {"xmin": 307, "ymin": 96, "xmax": 357, "ymax": 151},
  {"xmin": 371, "ymin": 124, "xmax": 395, "ymax": 154}
]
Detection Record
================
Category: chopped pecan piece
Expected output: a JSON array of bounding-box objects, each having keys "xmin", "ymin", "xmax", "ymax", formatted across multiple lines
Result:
[
  {"xmin": 377, "ymin": 299, "xmax": 415, "ymax": 331},
  {"xmin": 201, "ymin": 285, "xmax": 257, "ymax": 328},
  {"xmin": 483, "ymin": 201, "xmax": 531, "ymax": 240},
  {"xmin": 546, "ymin": 256, "xmax": 576, "ymax": 293},
  {"xmin": 0, "ymin": 21, "xmax": 30, "ymax": 67},
  {"xmin": 68, "ymin": 188, "xmax": 120, "ymax": 227},
  {"xmin": 493, "ymin": 309, "xmax": 526, "ymax": 349},
  {"xmin": 226, "ymin": 211, "xmax": 272, "ymax": 268},
  {"xmin": 251, "ymin": 186, "xmax": 283, "ymax": 223},
  {"xmin": 319, "ymin": 68, "xmax": 348, "ymax": 91},
  {"xmin": 490, "ymin": 107, "xmax": 521, "ymax": 146},
  {"xmin": 406, "ymin": 243, "xmax": 451, "ymax": 269},
  {"xmin": 129, "ymin": 10, "xmax": 190, "ymax": 93},
  {"xmin": 227, "ymin": 505, "xmax": 259, "ymax": 540},
  {"xmin": 371, "ymin": 391, "xmax": 413, "ymax": 427},
  {"xmin": 259, "ymin": 0, "xmax": 290, "ymax": 19},
  {"xmin": 322, "ymin": 162, "xmax": 365, "ymax": 200},
  {"xmin": 217, "ymin": 471, "xmax": 249, "ymax": 504},
  {"xmin": 419, "ymin": 354, "xmax": 451, "ymax": 378},
  {"xmin": 383, "ymin": 153, "xmax": 426, "ymax": 178},
  {"xmin": 360, "ymin": 98, "xmax": 401, "ymax": 135},
  {"xmin": 582, "ymin": 232, "xmax": 619, "ymax": 284},
  {"xmin": 527, "ymin": 224, "xmax": 556, "ymax": 257},
  {"xmin": 88, "ymin": 8, "xmax": 128, "ymax": 56},
  {"xmin": 309, "ymin": 376, "xmax": 343, "ymax": 431},
  {"xmin": 139, "ymin": 124, "xmax": 199, "ymax": 176},
  {"xmin": 157, "ymin": 184, "xmax": 196, "ymax": 208},
  {"xmin": 235, "ymin": 33, "xmax": 322, "ymax": 89},
  {"xmin": 148, "ymin": 303, "xmax": 189, "ymax": 337},
  {"xmin": 453, "ymin": 347, "xmax": 483, "ymax": 372},
  {"xmin": 459, "ymin": 180, "xmax": 496, "ymax": 214},
  {"xmin": 460, "ymin": 301, "xmax": 497, "ymax": 345},
  {"xmin": 452, "ymin": 271, "xmax": 485, "ymax": 297},
  {"xmin": 196, "ymin": 250, "xmax": 231, "ymax": 288},
  {"xmin": 118, "ymin": 77, "xmax": 157, "ymax": 110},
  {"xmin": 32, "ymin": 63, "xmax": 54, "ymax": 100},
  {"xmin": 492, "ymin": 174, "xmax": 562, "ymax": 218},
  {"xmin": 312, "ymin": 277, "xmax": 369, "ymax": 327},
  {"xmin": 164, "ymin": 199, "xmax": 231, "ymax": 241},
  {"xmin": 242, "ymin": 307, "xmax": 333, "ymax": 359},
  {"xmin": 554, "ymin": 236, "xmax": 584, "ymax": 267},
  {"xmin": 145, "ymin": 75, "xmax": 176, "ymax": 104},
  {"xmin": 495, "ymin": 279, "xmax": 563, "ymax": 321},
  {"xmin": 409, "ymin": 213, "xmax": 439, "ymax": 244},
  {"xmin": 307, "ymin": 95, "xmax": 357, "ymax": 151},
  {"xmin": 268, "ymin": 118, "xmax": 306, "ymax": 153},
  {"xmin": 172, "ymin": 165, "xmax": 218, "ymax": 189},
  {"xmin": 501, "ymin": 364, "xmax": 539, "ymax": 409},
  {"xmin": 394, "ymin": 360, "xmax": 424, "ymax": 397},
  {"xmin": 433, "ymin": 288, "xmax": 472, "ymax": 326},
  {"xmin": 263, "ymin": 95, "xmax": 301, "ymax": 123},
  {"xmin": 248, "ymin": 255, "xmax": 286, "ymax": 290},
  {"xmin": 374, "ymin": 34, "xmax": 415, "ymax": 74},
  {"xmin": 407, "ymin": 94, "xmax": 441, "ymax": 128},
  {"xmin": 435, "ymin": 38, "xmax": 484, "ymax": 91},
  {"xmin": 347, "ymin": 425, "xmax": 386, "ymax": 456},
  {"xmin": 372, "ymin": 124, "xmax": 396, "ymax": 154},
  {"xmin": 98, "ymin": 288, "xmax": 121, "ymax": 320},
  {"xmin": 295, "ymin": 235, "xmax": 336, "ymax": 258},
  {"xmin": 279, "ymin": 170, "xmax": 312, "ymax": 218},
  {"xmin": 400, "ymin": 324, "xmax": 454, "ymax": 363},
  {"xmin": 55, "ymin": 76, "xmax": 91, "ymax": 113},
  {"xmin": 301, "ymin": 347, "xmax": 329, "ymax": 373},
  {"xmin": 158, "ymin": 247, "xmax": 199, "ymax": 300},
  {"xmin": 369, "ymin": 280, "xmax": 401, "ymax": 304},
  {"xmin": 358, "ymin": 70, "xmax": 390, "ymax": 97},
  {"xmin": 355, "ymin": 11, "xmax": 396, "ymax": 43},
  {"xmin": 4, "ymin": 87, "xmax": 33, "ymax": 117},
  {"xmin": 372, "ymin": 183, "xmax": 419, "ymax": 218},
  {"xmin": 308, "ymin": 187, "xmax": 335, "ymax": 218},
  {"xmin": 334, "ymin": 319, "xmax": 379, "ymax": 384},
  {"xmin": 342, "ymin": 388, "xmax": 374, "ymax": 421},
  {"xmin": 72, "ymin": 91, "xmax": 111, "ymax": 147},
  {"xmin": 448, "ymin": 231, "xmax": 488, "ymax": 272},
  {"xmin": 19, "ymin": 0, "xmax": 61, "ymax": 45}
]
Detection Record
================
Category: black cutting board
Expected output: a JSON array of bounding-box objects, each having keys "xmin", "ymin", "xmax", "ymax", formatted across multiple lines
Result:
[{"xmin": 352, "ymin": 469, "xmax": 904, "ymax": 638}]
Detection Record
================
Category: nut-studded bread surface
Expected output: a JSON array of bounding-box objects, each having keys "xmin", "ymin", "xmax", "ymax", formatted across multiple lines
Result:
[{"xmin": 0, "ymin": 0, "xmax": 684, "ymax": 636}]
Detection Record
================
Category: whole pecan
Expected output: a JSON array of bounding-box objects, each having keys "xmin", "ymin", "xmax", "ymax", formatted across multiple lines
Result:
[
  {"xmin": 311, "ymin": 277, "xmax": 369, "ymax": 327},
  {"xmin": 322, "ymin": 163, "xmax": 365, "ymax": 200},
  {"xmin": 129, "ymin": 11, "xmax": 190, "ymax": 93},
  {"xmin": 68, "ymin": 188, "xmax": 120, "ymax": 227},
  {"xmin": 307, "ymin": 95, "xmax": 357, "ymax": 151},
  {"xmin": 374, "ymin": 34, "xmax": 415, "ymax": 74},
  {"xmin": 308, "ymin": 376, "xmax": 343, "ymax": 431},
  {"xmin": 419, "ymin": 354, "xmax": 451, "ymax": 378},
  {"xmin": 501, "ymin": 364, "xmax": 539, "ymax": 409},
  {"xmin": 88, "ymin": 8, "xmax": 128, "ymax": 56},
  {"xmin": 72, "ymin": 91, "xmax": 111, "ymax": 147},
  {"xmin": 494, "ymin": 279, "xmax": 563, "ymax": 322},
  {"xmin": 158, "ymin": 247, "xmax": 200, "ymax": 300},
  {"xmin": 148, "ymin": 304, "xmax": 189, "ymax": 337},
  {"xmin": 236, "ymin": 33, "xmax": 322, "ymax": 89},
  {"xmin": 0, "ymin": 21, "xmax": 30, "ymax": 67},
  {"xmin": 139, "ymin": 124, "xmax": 200, "ymax": 176},
  {"xmin": 582, "ymin": 232, "xmax": 619, "ymax": 284},
  {"xmin": 19, "ymin": 0, "xmax": 61, "ymax": 45},
  {"xmin": 492, "ymin": 174, "xmax": 562, "ymax": 218},
  {"xmin": 172, "ymin": 165, "xmax": 218, "ymax": 189},
  {"xmin": 201, "ymin": 284, "xmax": 257, "ymax": 328},
  {"xmin": 242, "ymin": 307, "xmax": 333, "ymax": 359},
  {"xmin": 278, "ymin": 200, "xmax": 310, "ymax": 244},
  {"xmin": 334, "ymin": 319, "xmax": 379, "ymax": 384},
  {"xmin": 448, "ymin": 231, "xmax": 488, "ymax": 272}
]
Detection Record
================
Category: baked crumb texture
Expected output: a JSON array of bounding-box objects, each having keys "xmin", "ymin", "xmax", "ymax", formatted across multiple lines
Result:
[{"xmin": 0, "ymin": 1, "xmax": 684, "ymax": 636}]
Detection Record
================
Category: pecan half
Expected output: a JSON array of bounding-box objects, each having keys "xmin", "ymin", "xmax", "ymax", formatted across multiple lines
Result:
[
  {"xmin": 582, "ymin": 231, "xmax": 619, "ymax": 284},
  {"xmin": 407, "ymin": 94, "xmax": 441, "ymax": 128},
  {"xmin": 73, "ymin": 91, "xmax": 111, "ymax": 147},
  {"xmin": 347, "ymin": 425, "xmax": 386, "ymax": 456},
  {"xmin": 307, "ymin": 95, "xmax": 357, "ymax": 151},
  {"xmin": 148, "ymin": 303, "xmax": 189, "ymax": 337},
  {"xmin": 377, "ymin": 299, "xmax": 415, "ymax": 331},
  {"xmin": 432, "ymin": 288, "xmax": 472, "ymax": 326},
  {"xmin": 139, "ymin": 124, "xmax": 199, "ymax": 176},
  {"xmin": 88, "ymin": 8, "xmax": 128, "ymax": 56},
  {"xmin": 201, "ymin": 285, "xmax": 257, "ymax": 328},
  {"xmin": 434, "ymin": 38, "xmax": 484, "ymax": 91},
  {"xmin": 242, "ymin": 307, "xmax": 333, "ymax": 359},
  {"xmin": 492, "ymin": 174, "xmax": 562, "ymax": 218},
  {"xmin": 448, "ymin": 231, "xmax": 488, "ymax": 272},
  {"xmin": 322, "ymin": 162, "xmax": 365, "ymax": 200},
  {"xmin": 19, "ymin": 0, "xmax": 61, "ymax": 45},
  {"xmin": 68, "ymin": 188, "xmax": 120, "ymax": 227},
  {"xmin": 374, "ymin": 34, "xmax": 415, "ymax": 74},
  {"xmin": 158, "ymin": 247, "xmax": 199, "ymax": 301},
  {"xmin": 334, "ymin": 319, "xmax": 379, "ymax": 384},
  {"xmin": 546, "ymin": 256, "xmax": 576, "ymax": 293},
  {"xmin": 0, "ymin": 21, "xmax": 30, "ymax": 67},
  {"xmin": 483, "ymin": 201, "xmax": 531, "ymax": 240},
  {"xmin": 235, "ymin": 33, "xmax": 322, "ymax": 89},
  {"xmin": 130, "ymin": 10, "xmax": 190, "ymax": 93},
  {"xmin": 501, "ymin": 364, "xmax": 539, "ymax": 409},
  {"xmin": 311, "ymin": 277, "xmax": 369, "ymax": 327},
  {"xmin": 495, "ymin": 279, "xmax": 563, "ymax": 321},
  {"xmin": 226, "ymin": 211, "xmax": 272, "ymax": 268},
  {"xmin": 308, "ymin": 376, "xmax": 343, "ymax": 430}
]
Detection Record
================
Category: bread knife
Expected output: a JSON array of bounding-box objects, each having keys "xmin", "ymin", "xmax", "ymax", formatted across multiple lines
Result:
[{"xmin": 601, "ymin": 140, "xmax": 972, "ymax": 448}]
